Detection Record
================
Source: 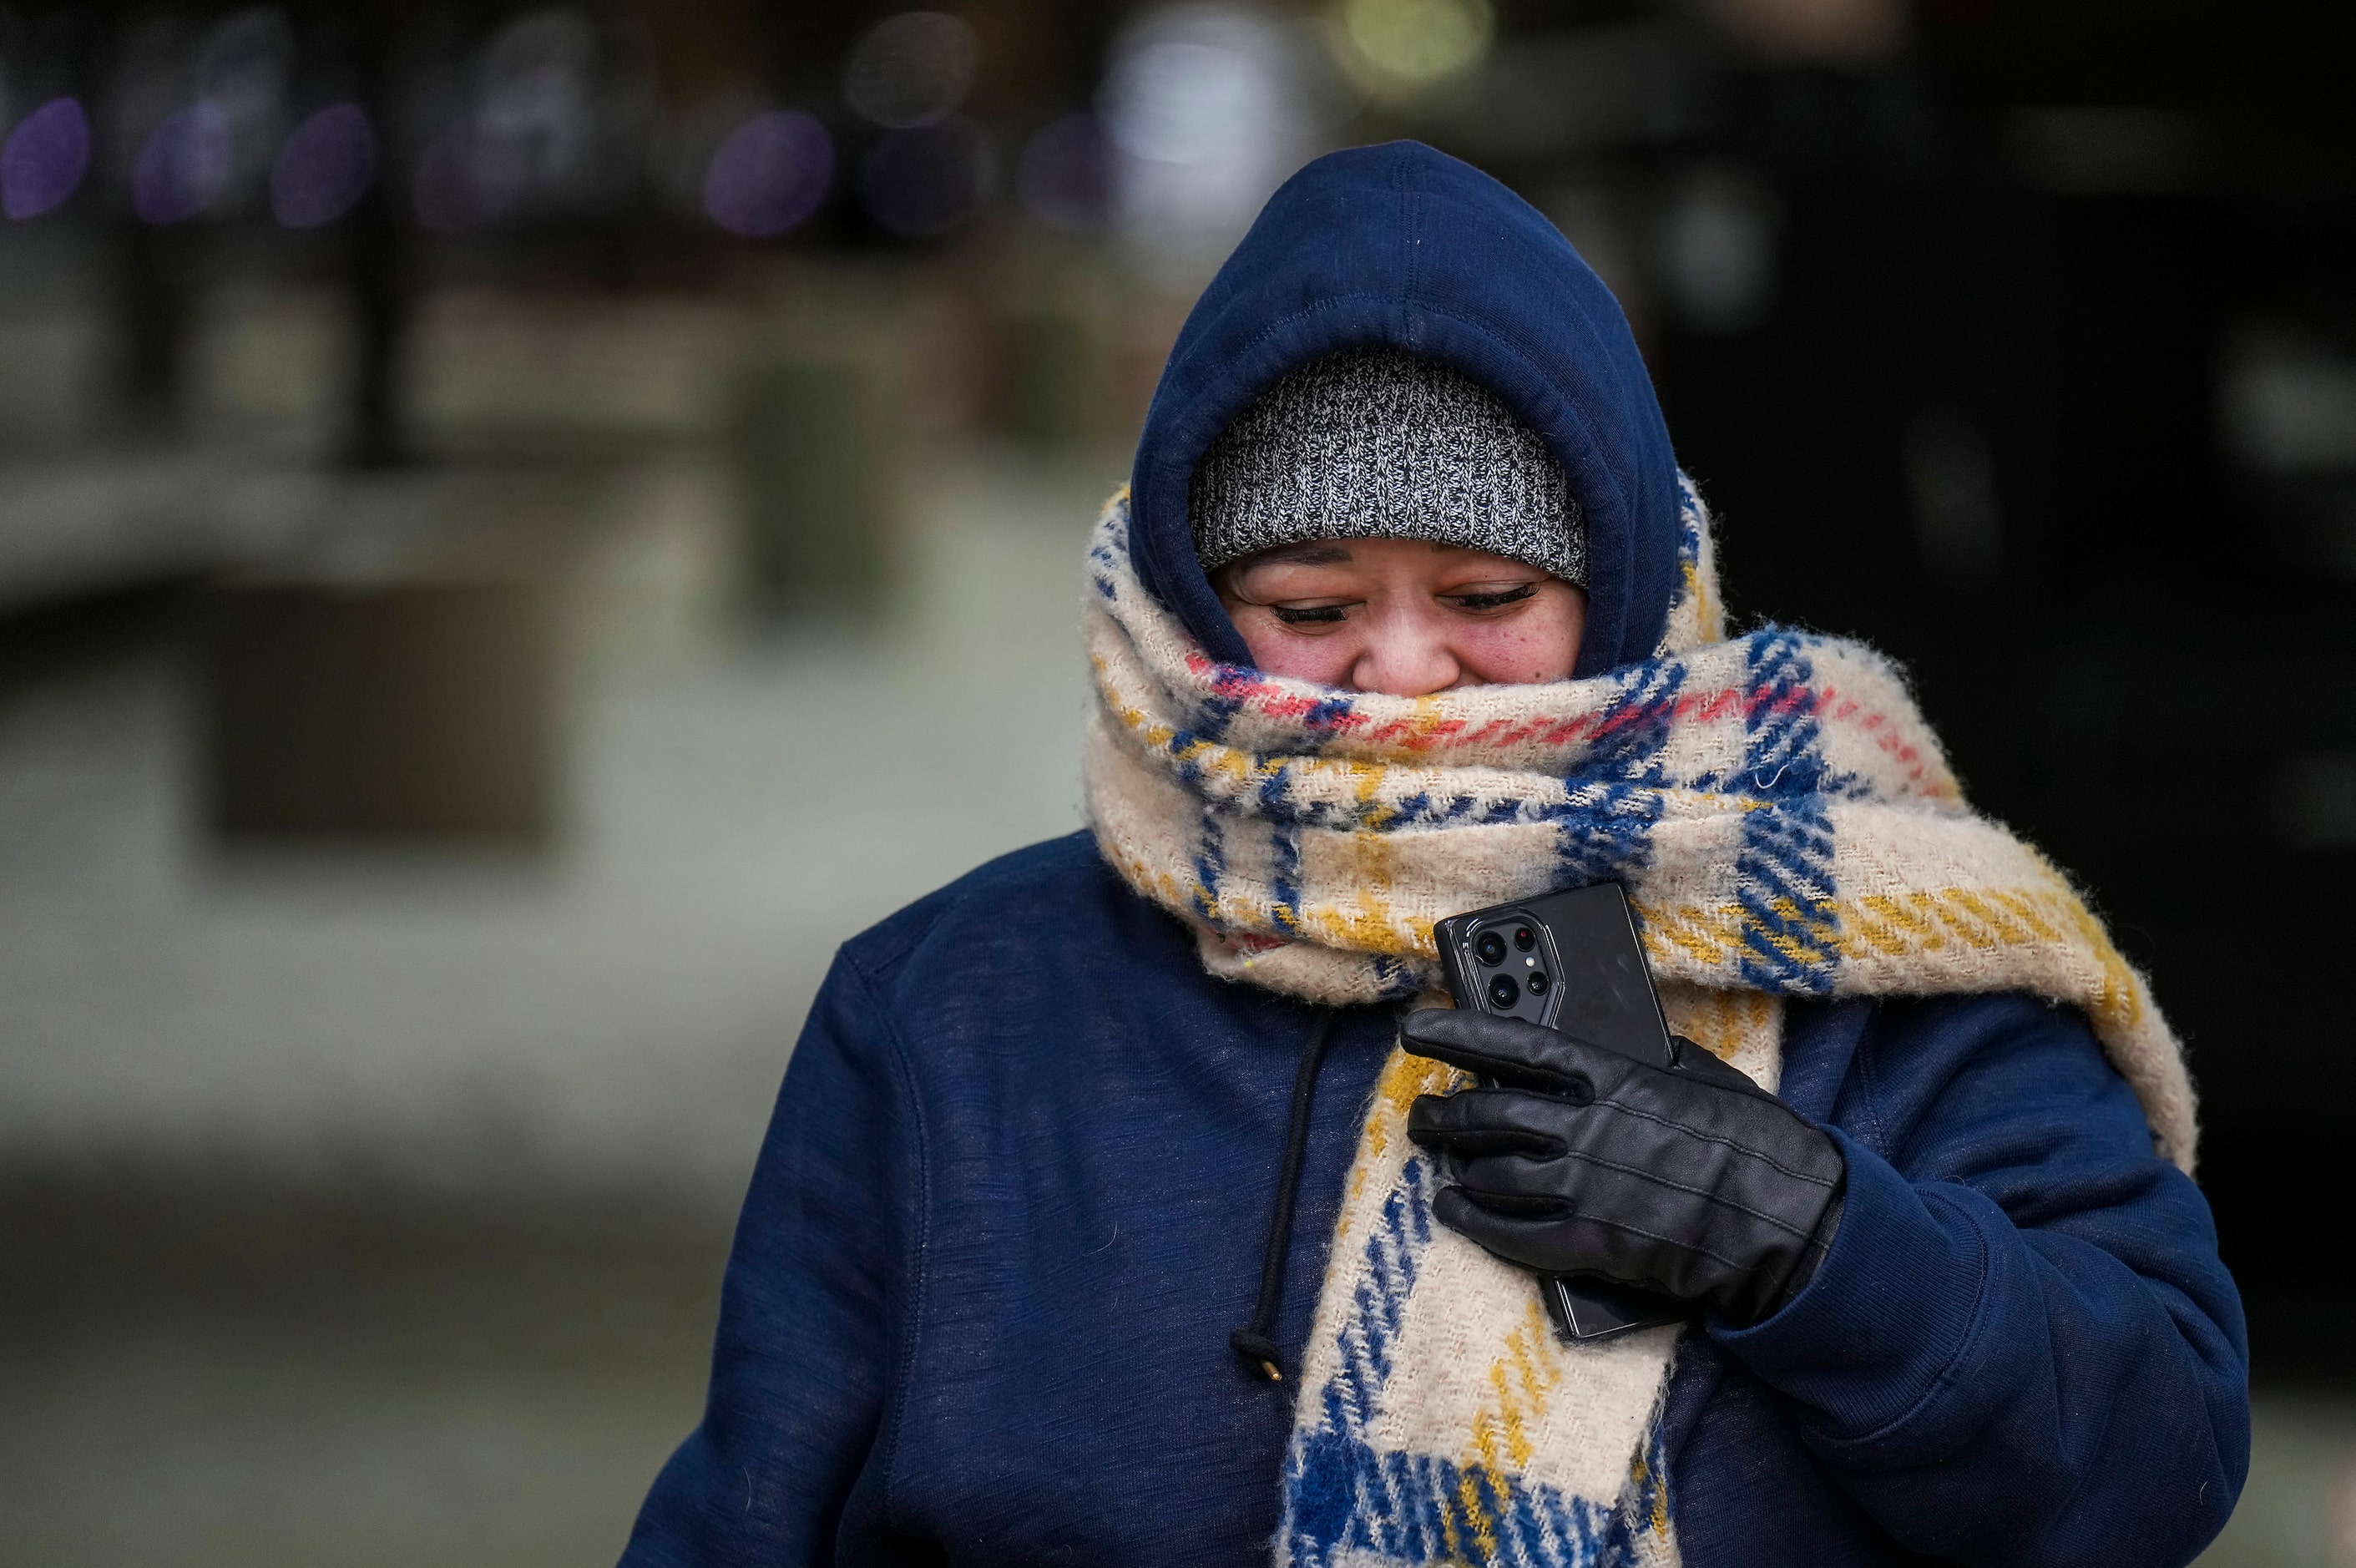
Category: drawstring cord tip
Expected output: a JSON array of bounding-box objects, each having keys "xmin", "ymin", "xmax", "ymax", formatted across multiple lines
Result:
[{"xmin": 1229, "ymin": 1328, "xmax": 1284, "ymax": 1383}]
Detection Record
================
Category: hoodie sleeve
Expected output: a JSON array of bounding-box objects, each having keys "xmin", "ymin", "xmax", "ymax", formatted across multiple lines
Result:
[
  {"xmin": 618, "ymin": 953, "xmax": 925, "ymax": 1567},
  {"xmin": 1708, "ymin": 993, "xmax": 2249, "ymax": 1568}
]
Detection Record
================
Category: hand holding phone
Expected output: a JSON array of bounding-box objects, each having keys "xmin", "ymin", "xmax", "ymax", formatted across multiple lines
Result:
[
  {"xmin": 1413, "ymin": 883, "xmax": 1846, "ymax": 1339},
  {"xmin": 1426, "ymin": 882, "xmax": 1686, "ymax": 1342}
]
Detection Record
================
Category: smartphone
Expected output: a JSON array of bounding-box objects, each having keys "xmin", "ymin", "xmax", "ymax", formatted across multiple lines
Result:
[{"xmin": 1432, "ymin": 881, "xmax": 1686, "ymax": 1343}]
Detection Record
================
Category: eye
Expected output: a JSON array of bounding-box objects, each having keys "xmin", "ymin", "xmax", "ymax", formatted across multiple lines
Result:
[
  {"xmin": 1448, "ymin": 583, "xmax": 1539, "ymax": 612},
  {"xmin": 1271, "ymin": 603, "xmax": 1351, "ymax": 625}
]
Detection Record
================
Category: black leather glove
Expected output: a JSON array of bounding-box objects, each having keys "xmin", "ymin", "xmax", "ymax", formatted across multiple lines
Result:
[{"xmin": 1402, "ymin": 1008, "xmax": 1848, "ymax": 1327}]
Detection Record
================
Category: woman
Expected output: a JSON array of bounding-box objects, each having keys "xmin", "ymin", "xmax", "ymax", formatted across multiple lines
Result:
[{"xmin": 620, "ymin": 142, "xmax": 2246, "ymax": 1567}]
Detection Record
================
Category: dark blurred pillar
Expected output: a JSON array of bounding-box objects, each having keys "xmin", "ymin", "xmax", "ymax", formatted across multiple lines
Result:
[
  {"xmin": 117, "ymin": 225, "xmax": 193, "ymax": 430},
  {"xmin": 731, "ymin": 351, "xmax": 900, "ymax": 614},
  {"xmin": 344, "ymin": 1, "xmax": 408, "ymax": 469}
]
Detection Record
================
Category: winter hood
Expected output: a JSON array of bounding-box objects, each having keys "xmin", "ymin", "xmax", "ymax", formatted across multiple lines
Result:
[{"xmin": 1128, "ymin": 139, "xmax": 1683, "ymax": 679}]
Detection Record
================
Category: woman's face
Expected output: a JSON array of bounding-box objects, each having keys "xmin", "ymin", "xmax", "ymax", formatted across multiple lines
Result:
[{"xmin": 1213, "ymin": 537, "xmax": 1587, "ymax": 695}]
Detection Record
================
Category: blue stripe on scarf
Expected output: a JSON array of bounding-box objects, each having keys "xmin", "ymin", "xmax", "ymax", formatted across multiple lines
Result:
[
  {"xmin": 1272, "ymin": 824, "xmax": 1304, "ymax": 934},
  {"xmin": 1549, "ymin": 659, "xmax": 1684, "ymax": 890},
  {"xmin": 1368, "ymin": 953, "xmax": 1422, "ymax": 999},
  {"xmin": 1192, "ymin": 691, "xmax": 1242, "ymax": 744},
  {"xmin": 1285, "ymin": 1433, "xmax": 1625, "ymax": 1568},
  {"xmin": 1260, "ymin": 761, "xmax": 1297, "ymax": 817},
  {"xmin": 1226, "ymin": 781, "xmax": 1590, "ymax": 833},
  {"xmin": 1302, "ymin": 695, "xmax": 1357, "ymax": 732},
  {"xmin": 1192, "ymin": 808, "xmax": 1226, "ymax": 925},
  {"xmin": 1284, "ymin": 1414, "xmax": 1674, "ymax": 1568},
  {"xmin": 1582, "ymin": 657, "xmax": 1688, "ymax": 784},
  {"xmin": 1318, "ymin": 1157, "xmax": 1431, "ymax": 1440},
  {"xmin": 1088, "ymin": 540, "xmax": 1120, "ymax": 601},
  {"xmin": 1555, "ymin": 783, "xmax": 1667, "ymax": 890},
  {"xmin": 1733, "ymin": 634, "xmax": 1838, "ymax": 992},
  {"xmin": 1279, "ymin": 1154, "xmax": 1671, "ymax": 1567}
]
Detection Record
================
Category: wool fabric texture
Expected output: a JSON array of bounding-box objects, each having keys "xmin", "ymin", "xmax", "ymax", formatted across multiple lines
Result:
[
  {"xmin": 1081, "ymin": 479, "xmax": 2195, "ymax": 1568},
  {"xmin": 1189, "ymin": 346, "xmax": 1587, "ymax": 586}
]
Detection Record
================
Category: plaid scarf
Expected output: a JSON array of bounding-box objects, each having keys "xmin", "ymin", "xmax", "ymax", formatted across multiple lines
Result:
[{"xmin": 1080, "ymin": 481, "xmax": 2192, "ymax": 1567}]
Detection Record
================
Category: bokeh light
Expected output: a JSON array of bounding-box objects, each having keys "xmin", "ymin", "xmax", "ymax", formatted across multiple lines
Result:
[
  {"xmin": 842, "ymin": 12, "xmax": 980, "ymax": 130},
  {"xmin": 408, "ymin": 8, "xmax": 608, "ymax": 232},
  {"xmin": 1656, "ymin": 167, "xmax": 1780, "ymax": 334},
  {"xmin": 702, "ymin": 111, "xmax": 833, "ymax": 239},
  {"xmin": 1327, "ymin": 0, "xmax": 1494, "ymax": 101},
  {"xmin": 270, "ymin": 103, "xmax": 376, "ymax": 229},
  {"xmin": 470, "ymin": 9, "xmax": 601, "ymax": 206},
  {"xmin": 1016, "ymin": 114, "xmax": 1113, "ymax": 233},
  {"xmin": 133, "ymin": 103, "xmax": 237, "ymax": 225},
  {"xmin": 859, "ymin": 116, "xmax": 994, "ymax": 240},
  {"xmin": 1, "ymin": 98, "xmax": 92, "ymax": 220},
  {"xmin": 196, "ymin": 8, "xmax": 296, "ymax": 124},
  {"xmin": 1101, "ymin": 5, "xmax": 1317, "ymax": 283},
  {"xmin": 1707, "ymin": 0, "xmax": 1905, "ymax": 63}
]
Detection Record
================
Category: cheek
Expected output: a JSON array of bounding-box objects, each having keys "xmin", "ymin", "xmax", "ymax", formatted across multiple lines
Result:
[
  {"xmin": 1236, "ymin": 622, "xmax": 1363, "ymax": 685},
  {"xmin": 1454, "ymin": 600, "xmax": 1585, "ymax": 684}
]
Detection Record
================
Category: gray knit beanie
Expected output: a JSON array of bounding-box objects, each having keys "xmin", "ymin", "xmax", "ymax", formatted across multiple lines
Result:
[{"xmin": 1188, "ymin": 346, "xmax": 1585, "ymax": 586}]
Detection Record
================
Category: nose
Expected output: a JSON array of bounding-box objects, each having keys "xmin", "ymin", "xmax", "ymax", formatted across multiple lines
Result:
[{"xmin": 1348, "ymin": 604, "xmax": 1462, "ymax": 695}]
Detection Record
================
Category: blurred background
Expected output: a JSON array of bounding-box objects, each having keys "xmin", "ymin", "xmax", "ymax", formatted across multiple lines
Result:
[{"xmin": 0, "ymin": 0, "xmax": 2348, "ymax": 1563}]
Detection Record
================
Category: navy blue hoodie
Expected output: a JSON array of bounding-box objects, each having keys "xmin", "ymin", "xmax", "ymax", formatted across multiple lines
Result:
[{"xmin": 620, "ymin": 144, "xmax": 2247, "ymax": 1567}]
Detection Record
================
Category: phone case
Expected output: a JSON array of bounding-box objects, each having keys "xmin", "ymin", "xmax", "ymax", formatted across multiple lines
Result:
[{"xmin": 1432, "ymin": 881, "xmax": 1686, "ymax": 1343}]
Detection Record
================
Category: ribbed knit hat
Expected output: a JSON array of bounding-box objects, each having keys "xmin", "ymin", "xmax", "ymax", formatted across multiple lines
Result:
[{"xmin": 1188, "ymin": 346, "xmax": 1585, "ymax": 586}]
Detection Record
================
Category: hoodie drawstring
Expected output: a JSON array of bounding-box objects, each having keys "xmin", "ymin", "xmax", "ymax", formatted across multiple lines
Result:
[{"xmin": 1230, "ymin": 1007, "xmax": 1339, "ymax": 1382}]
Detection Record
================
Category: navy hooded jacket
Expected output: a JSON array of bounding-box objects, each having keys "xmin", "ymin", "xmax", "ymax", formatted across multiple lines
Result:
[{"xmin": 620, "ymin": 144, "xmax": 2247, "ymax": 1567}]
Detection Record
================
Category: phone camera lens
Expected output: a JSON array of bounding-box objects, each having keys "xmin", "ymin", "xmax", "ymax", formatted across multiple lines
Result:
[
  {"xmin": 1525, "ymin": 971, "xmax": 1549, "ymax": 995},
  {"xmin": 1513, "ymin": 925, "xmax": 1535, "ymax": 952},
  {"xmin": 1474, "ymin": 930, "xmax": 1507, "ymax": 966},
  {"xmin": 1487, "ymin": 974, "xmax": 1519, "ymax": 1009}
]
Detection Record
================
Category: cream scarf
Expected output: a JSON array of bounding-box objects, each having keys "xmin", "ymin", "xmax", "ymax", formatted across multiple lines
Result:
[{"xmin": 1079, "ymin": 482, "xmax": 2193, "ymax": 1568}]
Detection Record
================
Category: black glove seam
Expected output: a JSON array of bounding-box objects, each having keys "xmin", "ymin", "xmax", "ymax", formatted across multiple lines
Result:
[
  {"xmin": 1414, "ymin": 1086, "xmax": 1839, "ymax": 1191},
  {"xmin": 1444, "ymin": 1186, "xmax": 1760, "ymax": 1274},
  {"xmin": 1428, "ymin": 1133, "xmax": 1569, "ymax": 1159},
  {"xmin": 1545, "ymin": 1208, "xmax": 1759, "ymax": 1274},
  {"xmin": 1589, "ymin": 1095, "xmax": 1843, "ymax": 1188},
  {"xmin": 1459, "ymin": 1146, "xmax": 1834, "ymax": 1240}
]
